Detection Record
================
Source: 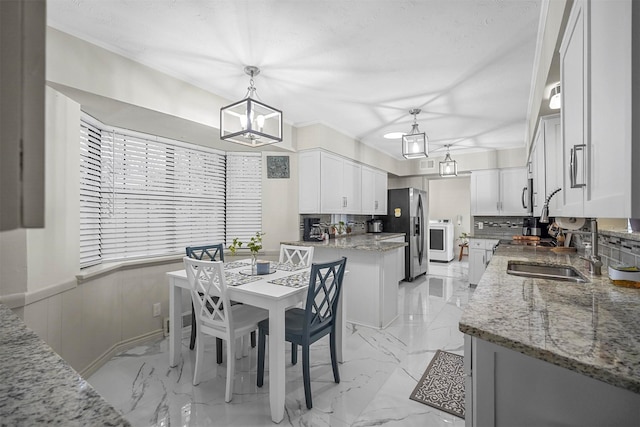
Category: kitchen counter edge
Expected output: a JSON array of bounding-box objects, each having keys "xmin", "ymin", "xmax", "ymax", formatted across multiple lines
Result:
[
  {"xmin": 282, "ymin": 233, "xmax": 407, "ymax": 252},
  {"xmin": 0, "ymin": 304, "xmax": 131, "ymax": 426},
  {"xmin": 459, "ymin": 245, "xmax": 640, "ymax": 394}
]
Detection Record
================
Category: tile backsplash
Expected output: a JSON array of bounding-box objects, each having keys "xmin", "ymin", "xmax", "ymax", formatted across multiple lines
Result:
[
  {"xmin": 597, "ymin": 231, "xmax": 640, "ymax": 269},
  {"xmin": 472, "ymin": 216, "xmax": 528, "ymax": 238}
]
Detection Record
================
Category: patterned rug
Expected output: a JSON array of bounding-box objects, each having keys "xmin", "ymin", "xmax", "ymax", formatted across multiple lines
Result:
[{"xmin": 409, "ymin": 350, "xmax": 465, "ymax": 419}]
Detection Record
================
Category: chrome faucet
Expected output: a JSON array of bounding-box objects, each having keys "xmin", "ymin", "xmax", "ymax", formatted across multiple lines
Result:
[
  {"xmin": 577, "ymin": 218, "xmax": 602, "ymax": 275},
  {"xmin": 539, "ymin": 188, "xmax": 562, "ymax": 224}
]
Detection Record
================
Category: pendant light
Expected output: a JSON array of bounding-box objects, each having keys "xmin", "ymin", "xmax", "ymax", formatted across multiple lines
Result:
[
  {"xmin": 220, "ymin": 66, "xmax": 283, "ymax": 147},
  {"xmin": 549, "ymin": 83, "xmax": 561, "ymax": 110},
  {"xmin": 439, "ymin": 145, "xmax": 458, "ymax": 177},
  {"xmin": 402, "ymin": 109, "xmax": 428, "ymax": 159}
]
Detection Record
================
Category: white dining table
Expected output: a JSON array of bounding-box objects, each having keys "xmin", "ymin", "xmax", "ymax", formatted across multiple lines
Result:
[{"xmin": 167, "ymin": 259, "xmax": 346, "ymax": 423}]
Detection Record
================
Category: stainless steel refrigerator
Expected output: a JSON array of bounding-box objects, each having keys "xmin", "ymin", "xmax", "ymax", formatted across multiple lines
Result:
[{"xmin": 384, "ymin": 188, "xmax": 429, "ymax": 281}]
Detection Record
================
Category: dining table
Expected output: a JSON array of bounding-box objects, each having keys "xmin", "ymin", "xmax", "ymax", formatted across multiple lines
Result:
[{"xmin": 167, "ymin": 258, "xmax": 346, "ymax": 423}]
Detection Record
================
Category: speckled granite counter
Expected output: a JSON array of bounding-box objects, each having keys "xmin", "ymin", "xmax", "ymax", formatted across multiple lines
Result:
[
  {"xmin": 282, "ymin": 232, "xmax": 407, "ymax": 252},
  {"xmin": 459, "ymin": 245, "xmax": 640, "ymax": 394},
  {"xmin": 0, "ymin": 304, "xmax": 131, "ymax": 426},
  {"xmin": 601, "ymin": 228, "xmax": 640, "ymax": 242}
]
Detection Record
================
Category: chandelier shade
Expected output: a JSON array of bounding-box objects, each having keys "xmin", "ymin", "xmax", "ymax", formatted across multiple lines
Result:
[
  {"xmin": 220, "ymin": 66, "xmax": 283, "ymax": 147},
  {"xmin": 439, "ymin": 145, "xmax": 458, "ymax": 177},
  {"xmin": 402, "ymin": 109, "xmax": 428, "ymax": 159}
]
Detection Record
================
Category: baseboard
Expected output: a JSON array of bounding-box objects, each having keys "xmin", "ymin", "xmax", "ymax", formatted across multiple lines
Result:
[{"xmin": 80, "ymin": 329, "xmax": 164, "ymax": 379}]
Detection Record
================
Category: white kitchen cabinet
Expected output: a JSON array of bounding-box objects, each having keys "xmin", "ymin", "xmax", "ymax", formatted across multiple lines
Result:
[
  {"xmin": 530, "ymin": 115, "xmax": 560, "ymax": 217},
  {"xmin": 465, "ymin": 335, "xmax": 640, "ymax": 427},
  {"xmin": 559, "ymin": 0, "xmax": 639, "ymax": 218},
  {"xmin": 298, "ymin": 150, "xmax": 365, "ymax": 214},
  {"xmin": 468, "ymin": 238, "xmax": 498, "ymax": 285},
  {"xmin": 361, "ymin": 166, "xmax": 388, "ymax": 215},
  {"xmin": 471, "ymin": 168, "xmax": 528, "ymax": 216},
  {"xmin": 298, "ymin": 151, "xmax": 321, "ymax": 213}
]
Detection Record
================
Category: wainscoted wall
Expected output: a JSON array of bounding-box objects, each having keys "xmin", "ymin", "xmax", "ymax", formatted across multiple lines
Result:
[{"xmin": 12, "ymin": 259, "xmax": 183, "ymax": 377}]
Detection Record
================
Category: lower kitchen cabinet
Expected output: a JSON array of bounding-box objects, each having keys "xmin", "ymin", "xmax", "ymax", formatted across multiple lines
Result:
[
  {"xmin": 465, "ymin": 335, "xmax": 640, "ymax": 427},
  {"xmin": 468, "ymin": 238, "xmax": 498, "ymax": 285}
]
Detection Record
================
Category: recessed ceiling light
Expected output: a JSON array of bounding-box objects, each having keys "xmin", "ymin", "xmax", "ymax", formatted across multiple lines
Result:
[{"xmin": 383, "ymin": 132, "xmax": 405, "ymax": 139}]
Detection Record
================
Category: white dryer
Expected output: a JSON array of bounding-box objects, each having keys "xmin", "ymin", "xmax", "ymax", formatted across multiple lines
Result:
[{"xmin": 429, "ymin": 220, "xmax": 455, "ymax": 262}]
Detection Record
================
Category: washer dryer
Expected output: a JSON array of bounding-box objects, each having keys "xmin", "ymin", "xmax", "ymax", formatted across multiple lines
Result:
[{"xmin": 429, "ymin": 220, "xmax": 455, "ymax": 262}]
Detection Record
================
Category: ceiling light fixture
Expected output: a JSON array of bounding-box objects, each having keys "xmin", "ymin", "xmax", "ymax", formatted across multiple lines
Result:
[
  {"xmin": 549, "ymin": 83, "xmax": 561, "ymax": 110},
  {"xmin": 220, "ymin": 66, "xmax": 283, "ymax": 147},
  {"xmin": 402, "ymin": 109, "xmax": 428, "ymax": 159},
  {"xmin": 439, "ymin": 145, "xmax": 458, "ymax": 177},
  {"xmin": 384, "ymin": 132, "xmax": 405, "ymax": 139}
]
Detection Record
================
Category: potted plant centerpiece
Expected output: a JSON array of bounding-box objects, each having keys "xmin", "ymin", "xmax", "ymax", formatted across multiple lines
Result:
[{"xmin": 229, "ymin": 231, "xmax": 265, "ymax": 272}]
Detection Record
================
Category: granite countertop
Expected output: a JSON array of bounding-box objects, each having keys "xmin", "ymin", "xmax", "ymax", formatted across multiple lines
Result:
[
  {"xmin": 600, "ymin": 228, "xmax": 640, "ymax": 242},
  {"xmin": 0, "ymin": 304, "xmax": 131, "ymax": 426},
  {"xmin": 282, "ymin": 232, "xmax": 407, "ymax": 252},
  {"xmin": 459, "ymin": 245, "xmax": 640, "ymax": 394}
]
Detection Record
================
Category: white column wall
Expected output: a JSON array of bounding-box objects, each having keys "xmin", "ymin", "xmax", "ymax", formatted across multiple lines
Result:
[{"xmin": 25, "ymin": 88, "xmax": 81, "ymax": 293}]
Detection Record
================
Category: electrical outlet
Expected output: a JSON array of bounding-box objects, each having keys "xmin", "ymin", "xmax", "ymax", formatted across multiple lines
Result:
[
  {"xmin": 478, "ymin": 222, "xmax": 484, "ymax": 230},
  {"xmin": 153, "ymin": 302, "xmax": 161, "ymax": 317}
]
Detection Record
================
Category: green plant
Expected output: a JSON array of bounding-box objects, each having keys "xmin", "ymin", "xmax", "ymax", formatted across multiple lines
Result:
[
  {"xmin": 459, "ymin": 232, "xmax": 469, "ymax": 243},
  {"xmin": 228, "ymin": 231, "xmax": 265, "ymax": 256}
]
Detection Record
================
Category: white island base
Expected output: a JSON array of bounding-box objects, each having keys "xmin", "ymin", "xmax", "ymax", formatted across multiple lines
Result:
[{"xmin": 313, "ymin": 246, "xmax": 402, "ymax": 329}]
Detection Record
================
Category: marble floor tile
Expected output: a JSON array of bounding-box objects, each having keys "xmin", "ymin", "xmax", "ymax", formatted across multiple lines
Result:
[{"xmin": 88, "ymin": 259, "xmax": 473, "ymax": 426}]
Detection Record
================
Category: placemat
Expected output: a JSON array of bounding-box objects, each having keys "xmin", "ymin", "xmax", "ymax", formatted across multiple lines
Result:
[
  {"xmin": 271, "ymin": 261, "xmax": 309, "ymax": 272},
  {"xmin": 224, "ymin": 271, "xmax": 262, "ymax": 286},
  {"xmin": 223, "ymin": 261, "xmax": 251, "ymax": 270},
  {"xmin": 267, "ymin": 271, "xmax": 311, "ymax": 288}
]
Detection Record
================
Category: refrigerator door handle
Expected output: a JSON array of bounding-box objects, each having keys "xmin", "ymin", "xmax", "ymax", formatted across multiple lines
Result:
[{"xmin": 417, "ymin": 193, "xmax": 425, "ymax": 264}]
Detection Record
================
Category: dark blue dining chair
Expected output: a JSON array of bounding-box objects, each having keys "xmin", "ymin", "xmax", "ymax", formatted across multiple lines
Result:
[
  {"xmin": 186, "ymin": 244, "xmax": 225, "ymax": 363},
  {"xmin": 256, "ymin": 257, "xmax": 347, "ymax": 409}
]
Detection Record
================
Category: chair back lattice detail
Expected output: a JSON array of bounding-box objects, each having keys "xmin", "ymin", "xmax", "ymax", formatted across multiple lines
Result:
[
  {"xmin": 279, "ymin": 244, "xmax": 314, "ymax": 266},
  {"xmin": 186, "ymin": 243, "xmax": 225, "ymax": 262},
  {"xmin": 303, "ymin": 257, "xmax": 347, "ymax": 335},
  {"xmin": 183, "ymin": 257, "xmax": 233, "ymax": 332}
]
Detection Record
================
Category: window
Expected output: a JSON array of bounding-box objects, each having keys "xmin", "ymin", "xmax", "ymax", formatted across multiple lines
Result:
[{"xmin": 79, "ymin": 114, "xmax": 262, "ymax": 267}]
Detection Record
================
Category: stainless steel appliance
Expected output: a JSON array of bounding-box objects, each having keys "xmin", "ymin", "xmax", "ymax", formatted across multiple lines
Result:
[
  {"xmin": 429, "ymin": 220, "xmax": 454, "ymax": 262},
  {"xmin": 522, "ymin": 216, "xmax": 541, "ymax": 236},
  {"xmin": 367, "ymin": 218, "xmax": 383, "ymax": 233},
  {"xmin": 303, "ymin": 217, "xmax": 323, "ymax": 241},
  {"xmin": 384, "ymin": 188, "xmax": 429, "ymax": 281}
]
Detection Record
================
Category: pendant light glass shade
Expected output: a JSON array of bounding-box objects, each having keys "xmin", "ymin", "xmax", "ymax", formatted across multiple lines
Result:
[
  {"xmin": 402, "ymin": 109, "xmax": 428, "ymax": 159},
  {"xmin": 549, "ymin": 83, "xmax": 561, "ymax": 110},
  {"xmin": 220, "ymin": 66, "xmax": 283, "ymax": 147},
  {"xmin": 439, "ymin": 145, "xmax": 458, "ymax": 177}
]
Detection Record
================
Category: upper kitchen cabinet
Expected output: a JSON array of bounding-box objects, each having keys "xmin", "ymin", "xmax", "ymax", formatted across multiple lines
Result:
[
  {"xmin": 530, "ymin": 115, "xmax": 560, "ymax": 217},
  {"xmin": 298, "ymin": 150, "xmax": 365, "ymax": 214},
  {"xmin": 471, "ymin": 168, "xmax": 529, "ymax": 216},
  {"xmin": 361, "ymin": 166, "xmax": 388, "ymax": 215},
  {"xmin": 559, "ymin": 0, "xmax": 640, "ymax": 218}
]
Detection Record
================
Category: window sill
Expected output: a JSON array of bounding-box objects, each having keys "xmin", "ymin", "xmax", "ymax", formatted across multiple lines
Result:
[{"xmin": 76, "ymin": 254, "xmax": 184, "ymax": 283}]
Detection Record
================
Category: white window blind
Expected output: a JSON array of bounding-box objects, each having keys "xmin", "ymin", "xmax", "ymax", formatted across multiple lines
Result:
[
  {"xmin": 99, "ymin": 131, "xmax": 226, "ymax": 261},
  {"xmin": 79, "ymin": 114, "xmax": 261, "ymax": 267},
  {"xmin": 225, "ymin": 153, "xmax": 262, "ymax": 247},
  {"xmin": 79, "ymin": 118, "xmax": 103, "ymax": 268}
]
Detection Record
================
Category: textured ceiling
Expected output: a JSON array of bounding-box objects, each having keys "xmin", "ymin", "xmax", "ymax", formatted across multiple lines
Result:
[{"xmin": 47, "ymin": 0, "xmax": 541, "ymax": 159}]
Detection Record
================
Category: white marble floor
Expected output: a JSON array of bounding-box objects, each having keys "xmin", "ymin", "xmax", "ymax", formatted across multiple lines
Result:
[{"xmin": 88, "ymin": 259, "xmax": 473, "ymax": 427}]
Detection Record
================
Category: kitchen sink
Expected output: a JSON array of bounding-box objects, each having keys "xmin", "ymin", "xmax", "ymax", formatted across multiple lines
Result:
[{"xmin": 506, "ymin": 260, "xmax": 588, "ymax": 283}]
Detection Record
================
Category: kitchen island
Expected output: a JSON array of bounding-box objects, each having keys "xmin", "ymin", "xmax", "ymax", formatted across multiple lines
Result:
[
  {"xmin": 460, "ymin": 245, "xmax": 640, "ymax": 426},
  {"xmin": 0, "ymin": 304, "xmax": 131, "ymax": 426},
  {"xmin": 282, "ymin": 233, "xmax": 406, "ymax": 329}
]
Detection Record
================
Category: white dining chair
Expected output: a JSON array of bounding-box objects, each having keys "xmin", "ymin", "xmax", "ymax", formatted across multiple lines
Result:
[
  {"xmin": 183, "ymin": 257, "xmax": 268, "ymax": 402},
  {"xmin": 279, "ymin": 244, "xmax": 315, "ymax": 266}
]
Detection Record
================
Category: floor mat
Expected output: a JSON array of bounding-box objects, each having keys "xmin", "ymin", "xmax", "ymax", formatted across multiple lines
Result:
[{"xmin": 409, "ymin": 350, "xmax": 465, "ymax": 419}]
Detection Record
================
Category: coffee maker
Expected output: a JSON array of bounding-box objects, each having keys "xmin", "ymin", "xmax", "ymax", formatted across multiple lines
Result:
[
  {"xmin": 303, "ymin": 217, "xmax": 322, "ymax": 241},
  {"xmin": 522, "ymin": 217, "xmax": 542, "ymax": 236}
]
